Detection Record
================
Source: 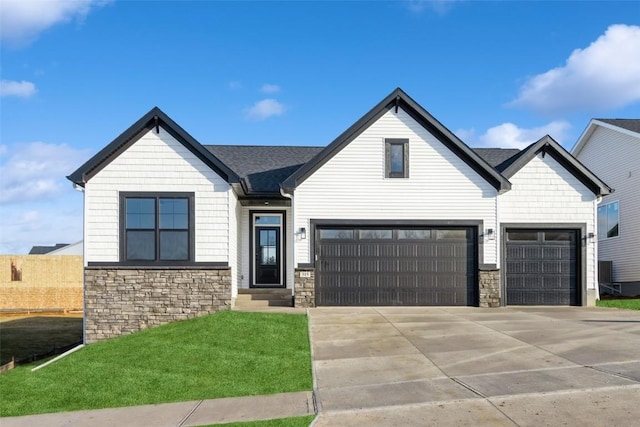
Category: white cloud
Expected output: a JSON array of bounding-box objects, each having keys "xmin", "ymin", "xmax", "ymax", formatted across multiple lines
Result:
[
  {"xmin": 456, "ymin": 121, "xmax": 571, "ymax": 149},
  {"xmin": 261, "ymin": 84, "xmax": 281, "ymax": 94},
  {"xmin": 510, "ymin": 24, "xmax": 640, "ymax": 114},
  {"xmin": 0, "ymin": 201, "xmax": 84, "ymax": 254},
  {"xmin": 406, "ymin": 1, "xmax": 461, "ymax": 15},
  {"xmin": 0, "ymin": 79, "xmax": 37, "ymax": 98},
  {"xmin": 0, "ymin": 0, "xmax": 110, "ymax": 47},
  {"xmin": 228, "ymin": 81, "xmax": 242, "ymax": 90},
  {"xmin": 0, "ymin": 141, "xmax": 91, "ymax": 204},
  {"xmin": 245, "ymin": 99, "xmax": 285, "ymax": 120}
]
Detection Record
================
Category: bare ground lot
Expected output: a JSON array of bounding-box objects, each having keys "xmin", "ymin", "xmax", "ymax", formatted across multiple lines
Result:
[{"xmin": 0, "ymin": 314, "xmax": 83, "ymax": 366}]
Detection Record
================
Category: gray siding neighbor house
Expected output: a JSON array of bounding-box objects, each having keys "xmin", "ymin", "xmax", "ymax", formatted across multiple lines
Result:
[
  {"xmin": 69, "ymin": 88, "xmax": 611, "ymax": 342},
  {"xmin": 573, "ymin": 119, "xmax": 640, "ymax": 296}
]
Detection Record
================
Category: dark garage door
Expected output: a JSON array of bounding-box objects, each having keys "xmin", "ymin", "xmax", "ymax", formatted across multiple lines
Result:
[
  {"xmin": 316, "ymin": 226, "xmax": 476, "ymax": 306},
  {"xmin": 505, "ymin": 229, "xmax": 580, "ymax": 305}
]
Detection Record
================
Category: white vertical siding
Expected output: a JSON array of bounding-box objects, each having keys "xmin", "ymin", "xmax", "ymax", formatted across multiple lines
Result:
[
  {"xmin": 84, "ymin": 127, "xmax": 230, "ymax": 263},
  {"xmin": 498, "ymin": 154, "xmax": 597, "ymax": 289},
  {"xmin": 239, "ymin": 206, "xmax": 293, "ymax": 289},
  {"xmin": 293, "ymin": 107, "xmax": 498, "ymax": 265},
  {"xmin": 575, "ymin": 126, "xmax": 640, "ymax": 282}
]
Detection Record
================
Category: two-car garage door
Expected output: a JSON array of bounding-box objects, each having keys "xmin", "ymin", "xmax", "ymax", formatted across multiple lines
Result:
[{"xmin": 316, "ymin": 226, "xmax": 476, "ymax": 306}]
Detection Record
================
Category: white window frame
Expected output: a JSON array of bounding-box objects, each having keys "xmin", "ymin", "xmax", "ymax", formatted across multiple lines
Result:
[{"xmin": 597, "ymin": 200, "xmax": 619, "ymax": 240}]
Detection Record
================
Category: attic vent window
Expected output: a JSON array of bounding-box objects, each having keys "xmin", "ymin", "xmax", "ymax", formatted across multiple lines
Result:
[{"xmin": 385, "ymin": 138, "xmax": 409, "ymax": 178}]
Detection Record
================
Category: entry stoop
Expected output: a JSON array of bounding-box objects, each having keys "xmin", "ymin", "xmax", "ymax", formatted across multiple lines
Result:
[{"xmin": 234, "ymin": 289, "xmax": 293, "ymax": 310}]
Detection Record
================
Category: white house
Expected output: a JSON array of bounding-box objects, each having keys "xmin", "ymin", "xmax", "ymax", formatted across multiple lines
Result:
[
  {"xmin": 572, "ymin": 119, "xmax": 640, "ymax": 296},
  {"xmin": 69, "ymin": 88, "xmax": 611, "ymax": 342}
]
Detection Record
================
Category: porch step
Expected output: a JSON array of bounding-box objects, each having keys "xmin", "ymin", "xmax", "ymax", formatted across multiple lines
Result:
[{"xmin": 234, "ymin": 289, "xmax": 293, "ymax": 309}]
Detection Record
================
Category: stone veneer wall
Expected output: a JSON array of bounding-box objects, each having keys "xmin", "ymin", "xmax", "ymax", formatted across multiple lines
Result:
[
  {"xmin": 294, "ymin": 268, "xmax": 315, "ymax": 308},
  {"xmin": 84, "ymin": 267, "xmax": 231, "ymax": 342},
  {"xmin": 479, "ymin": 268, "xmax": 501, "ymax": 307}
]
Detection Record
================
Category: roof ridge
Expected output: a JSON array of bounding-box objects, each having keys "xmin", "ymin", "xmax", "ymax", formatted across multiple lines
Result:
[{"xmin": 205, "ymin": 144, "xmax": 324, "ymax": 148}]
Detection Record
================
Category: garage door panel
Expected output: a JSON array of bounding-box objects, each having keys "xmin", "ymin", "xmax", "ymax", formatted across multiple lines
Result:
[
  {"xmin": 398, "ymin": 245, "xmax": 418, "ymax": 257},
  {"xmin": 415, "ymin": 244, "xmax": 436, "ymax": 257},
  {"xmin": 506, "ymin": 229, "xmax": 579, "ymax": 306},
  {"xmin": 316, "ymin": 226, "xmax": 476, "ymax": 306},
  {"xmin": 379, "ymin": 259, "xmax": 397, "ymax": 273},
  {"xmin": 378, "ymin": 244, "xmax": 397, "ymax": 257}
]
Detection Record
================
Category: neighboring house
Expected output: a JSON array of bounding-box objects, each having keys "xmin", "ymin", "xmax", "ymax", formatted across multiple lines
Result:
[
  {"xmin": 48, "ymin": 241, "xmax": 83, "ymax": 256},
  {"xmin": 572, "ymin": 119, "xmax": 640, "ymax": 296},
  {"xmin": 29, "ymin": 243, "xmax": 70, "ymax": 255},
  {"xmin": 68, "ymin": 88, "xmax": 611, "ymax": 342}
]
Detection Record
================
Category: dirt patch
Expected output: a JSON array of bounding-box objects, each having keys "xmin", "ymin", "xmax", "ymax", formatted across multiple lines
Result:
[
  {"xmin": 600, "ymin": 294, "xmax": 640, "ymax": 300},
  {"xmin": 0, "ymin": 314, "xmax": 83, "ymax": 366}
]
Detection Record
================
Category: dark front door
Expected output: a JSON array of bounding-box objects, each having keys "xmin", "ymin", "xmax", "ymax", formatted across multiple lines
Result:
[{"xmin": 255, "ymin": 227, "xmax": 280, "ymax": 285}]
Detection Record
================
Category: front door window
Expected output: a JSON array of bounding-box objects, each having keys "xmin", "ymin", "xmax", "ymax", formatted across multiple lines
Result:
[{"xmin": 253, "ymin": 213, "xmax": 283, "ymax": 286}]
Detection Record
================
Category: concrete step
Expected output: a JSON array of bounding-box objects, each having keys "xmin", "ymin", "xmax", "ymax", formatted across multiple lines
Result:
[
  {"xmin": 234, "ymin": 288, "xmax": 293, "ymax": 308},
  {"xmin": 238, "ymin": 288, "xmax": 290, "ymax": 295},
  {"xmin": 236, "ymin": 294, "xmax": 291, "ymax": 301},
  {"xmin": 235, "ymin": 299, "xmax": 293, "ymax": 308}
]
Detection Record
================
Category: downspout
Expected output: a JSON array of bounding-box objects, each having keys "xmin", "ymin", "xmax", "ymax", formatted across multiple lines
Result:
[
  {"xmin": 280, "ymin": 187, "xmax": 295, "ymax": 300},
  {"xmin": 594, "ymin": 195, "xmax": 602, "ymax": 302},
  {"xmin": 73, "ymin": 182, "xmax": 87, "ymax": 345}
]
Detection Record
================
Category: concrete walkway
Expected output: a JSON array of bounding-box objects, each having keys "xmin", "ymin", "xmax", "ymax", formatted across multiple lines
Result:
[
  {"xmin": 308, "ymin": 306, "xmax": 640, "ymax": 426},
  {"xmin": 1, "ymin": 391, "xmax": 315, "ymax": 427}
]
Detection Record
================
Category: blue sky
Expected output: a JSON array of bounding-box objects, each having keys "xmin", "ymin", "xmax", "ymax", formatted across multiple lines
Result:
[{"xmin": 1, "ymin": 0, "xmax": 639, "ymax": 254}]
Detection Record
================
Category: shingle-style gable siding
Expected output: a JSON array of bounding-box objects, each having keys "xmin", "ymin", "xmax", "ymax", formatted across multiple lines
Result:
[
  {"xmin": 293, "ymin": 106, "xmax": 499, "ymax": 265},
  {"xmin": 498, "ymin": 153, "xmax": 597, "ymax": 288},
  {"xmin": 84, "ymin": 127, "xmax": 230, "ymax": 264},
  {"xmin": 575, "ymin": 126, "xmax": 640, "ymax": 283}
]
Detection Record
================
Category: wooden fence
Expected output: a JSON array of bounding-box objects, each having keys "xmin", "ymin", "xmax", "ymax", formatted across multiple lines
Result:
[{"xmin": 0, "ymin": 255, "xmax": 83, "ymax": 312}]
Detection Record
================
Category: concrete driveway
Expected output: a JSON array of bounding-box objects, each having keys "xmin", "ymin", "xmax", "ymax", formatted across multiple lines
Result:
[{"xmin": 308, "ymin": 306, "xmax": 640, "ymax": 426}]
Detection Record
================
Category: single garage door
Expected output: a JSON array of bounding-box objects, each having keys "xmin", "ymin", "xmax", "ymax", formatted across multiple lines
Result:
[
  {"xmin": 505, "ymin": 229, "xmax": 580, "ymax": 305},
  {"xmin": 316, "ymin": 226, "xmax": 476, "ymax": 306}
]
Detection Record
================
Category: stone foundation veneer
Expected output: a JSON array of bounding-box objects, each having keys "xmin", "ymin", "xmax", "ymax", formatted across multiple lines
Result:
[
  {"xmin": 479, "ymin": 267, "xmax": 501, "ymax": 307},
  {"xmin": 84, "ymin": 267, "xmax": 231, "ymax": 343},
  {"xmin": 294, "ymin": 268, "xmax": 315, "ymax": 307}
]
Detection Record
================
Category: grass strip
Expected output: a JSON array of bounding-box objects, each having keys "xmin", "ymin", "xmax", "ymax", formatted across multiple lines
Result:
[
  {"xmin": 596, "ymin": 298, "xmax": 640, "ymax": 310},
  {"xmin": 199, "ymin": 414, "xmax": 316, "ymax": 427},
  {"xmin": 0, "ymin": 311, "xmax": 312, "ymax": 417}
]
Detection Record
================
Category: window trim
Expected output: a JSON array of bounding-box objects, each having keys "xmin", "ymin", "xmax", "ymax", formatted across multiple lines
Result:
[
  {"xmin": 119, "ymin": 192, "xmax": 195, "ymax": 266},
  {"xmin": 597, "ymin": 200, "xmax": 620, "ymax": 240},
  {"xmin": 385, "ymin": 138, "xmax": 409, "ymax": 178}
]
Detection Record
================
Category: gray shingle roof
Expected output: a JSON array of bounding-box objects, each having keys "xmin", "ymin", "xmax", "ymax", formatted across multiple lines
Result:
[
  {"xmin": 205, "ymin": 145, "xmax": 324, "ymax": 193},
  {"xmin": 596, "ymin": 119, "xmax": 640, "ymax": 134},
  {"xmin": 205, "ymin": 145, "xmax": 522, "ymax": 194},
  {"xmin": 471, "ymin": 148, "xmax": 521, "ymax": 168}
]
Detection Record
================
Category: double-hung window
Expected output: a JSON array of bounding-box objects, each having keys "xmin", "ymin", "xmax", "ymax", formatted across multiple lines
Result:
[
  {"xmin": 597, "ymin": 201, "xmax": 619, "ymax": 239},
  {"xmin": 385, "ymin": 138, "xmax": 409, "ymax": 178},
  {"xmin": 121, "ymin": 193, "xmax": 194, "ymax": 263}
]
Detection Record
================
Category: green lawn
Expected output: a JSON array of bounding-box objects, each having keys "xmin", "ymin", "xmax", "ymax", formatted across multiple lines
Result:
[
  {"xmin": 596, "ymin": 298, "xmax": 640, "ymax": 310},
  {"xmin": 203, "ymin": 415, "xmax": 317, "ymax": 427},
  {"xmin": 0, "ymin": 311, "xmax": 312, "ymax": 417}
]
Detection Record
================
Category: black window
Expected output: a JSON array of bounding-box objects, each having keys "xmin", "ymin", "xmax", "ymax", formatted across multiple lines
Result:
[
  {"xmin": 121, "ymin": 193, "xmax": 194, "ymax": 263},
  {"xmin": 385, "ymin": 138, "xmax": 409, "ymax": 178}
]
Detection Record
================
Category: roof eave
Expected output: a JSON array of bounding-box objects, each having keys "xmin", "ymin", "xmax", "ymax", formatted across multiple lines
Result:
[
  {"xmin": 283, "ymin": 88, "xmax": 511, "ymax": 193},
  {"xmin": 505, "ymin": 135, "xmax": 613, "ymax": 197},
  {"xmin": 67, "ymin": 107, "xmax": 240, "ymax": 187}
]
